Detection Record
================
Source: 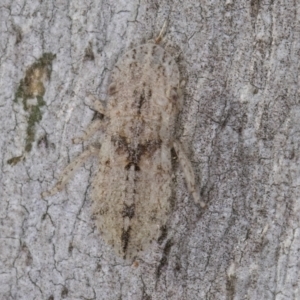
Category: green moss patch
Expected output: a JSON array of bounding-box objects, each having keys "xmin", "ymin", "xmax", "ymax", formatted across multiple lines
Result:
[{"xmin": 8, "ymin": 53, "xmax": 56, "ymax": 164}]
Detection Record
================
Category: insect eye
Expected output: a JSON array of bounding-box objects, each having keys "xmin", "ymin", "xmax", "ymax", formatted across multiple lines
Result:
[{"xmin": 108, "ymin": 83, "xmax": 117, "ymax": 95}]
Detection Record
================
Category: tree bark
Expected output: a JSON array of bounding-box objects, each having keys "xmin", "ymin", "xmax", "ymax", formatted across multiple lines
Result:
[{"xmin": 1, "ymin": 0, "xmax": 300, "ymax": 299}]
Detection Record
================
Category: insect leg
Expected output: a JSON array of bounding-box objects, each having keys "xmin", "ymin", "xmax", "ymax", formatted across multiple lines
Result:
[
  {"xmin": 86, "ymin": 94, "xmax": 106, "ymax": 115},
  {"xmin": 42, "ymin": 145, "xmax": 99, "ymax": 197},
  {"xmin": 173, "ymin": 140, "xmax": 205, "ymax": 208},
  {"xmin": 72, "ymin": 119, "xmax": 106, "ymax": 144},
  {"xmin": 155, "ymin": 21, "xmax": 168, "ymax": 44}
]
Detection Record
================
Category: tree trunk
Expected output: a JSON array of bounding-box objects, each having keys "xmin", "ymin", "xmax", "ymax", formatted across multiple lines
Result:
[{"xmin": 1, "ymin": 0, "xmax": 299, "ymax": 299}]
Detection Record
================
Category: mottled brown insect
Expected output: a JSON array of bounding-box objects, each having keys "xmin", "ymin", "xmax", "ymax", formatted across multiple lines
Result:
[{"xmin": 43, "ymin": 32, "xmax": 204, "ymax": 259}]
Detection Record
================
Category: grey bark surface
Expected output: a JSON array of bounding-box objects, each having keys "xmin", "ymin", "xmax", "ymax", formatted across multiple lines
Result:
[{"xmin": 1, "ymin": 0, "xmax": 299, "ymax": 299}]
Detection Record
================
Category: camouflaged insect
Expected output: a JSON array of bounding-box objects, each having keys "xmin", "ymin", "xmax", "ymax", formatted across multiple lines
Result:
[{"xmin": 43, "ymin": 32, "xmax": 204, "ymax": 260}]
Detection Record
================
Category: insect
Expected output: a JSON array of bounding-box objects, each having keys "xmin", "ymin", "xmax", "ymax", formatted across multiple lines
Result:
[{"xmin": 42, "ymin": 28, "xmax": 204, "ymax": 260}]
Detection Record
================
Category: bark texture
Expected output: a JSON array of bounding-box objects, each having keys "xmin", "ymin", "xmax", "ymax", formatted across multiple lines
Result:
[{"xmin": 1, "ymin": 0, "xmax": 300, "ymax": 299}]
